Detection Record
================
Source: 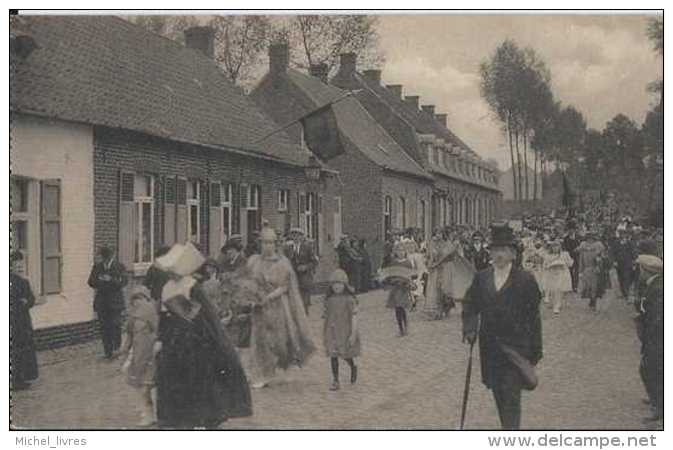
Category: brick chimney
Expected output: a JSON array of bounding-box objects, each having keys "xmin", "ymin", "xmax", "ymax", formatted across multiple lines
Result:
[
  {"xmin": 386, "ymin": 84, "xmax": 402, "ymax": 99},
  {"xmin": 363, "ymin": 69, "xmax": 382, "ymax": 85},
  {"xmin": 269, "ymin": 42, "xmax": 289, "ymax": 75},
  {"xmin": 309, "ymin": 63, "xmax": 329, "ymax": 84},
  {"xmin": 339, "ymin": 52, "xmax": 357, "ymax": 75},
  {"xmin": 184, "ymin": 26, "xmax": 215, "ymax": 59},
  {"xmin": 404, "ymin": 95, "xmax": 420, "ymax": 111},
  {"xmin": 421, "ymin": 105, "xmax": 436, "ymax": 116},
  {"xmin": 435, "ymin": 113, "xmax": 448, "ymax": 127}
]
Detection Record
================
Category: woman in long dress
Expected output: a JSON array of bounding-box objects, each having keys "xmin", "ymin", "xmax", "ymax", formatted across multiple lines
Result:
[
  {"xmin": 155, "ymin": 243, "xmax": 252, "ymax": 429},
  {"xmin": 424, "ymin": 232, "xmax": 472, "ymax": 320},
  {"xmin": 10, "ymin": 251, "xmax": 38, "ymax": 390},
  {"xmin": 246, "ymin": 227, "xmax": 316, "ymax": 389}
]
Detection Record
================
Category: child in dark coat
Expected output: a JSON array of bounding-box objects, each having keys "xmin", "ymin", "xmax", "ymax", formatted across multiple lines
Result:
[
  {"xmin": 322, "ymin": 269, "xmax": 360, "ymax": 391},
  {"xmin": 383, "ymin": 243, "xmax": 414, "ymax": 337}
]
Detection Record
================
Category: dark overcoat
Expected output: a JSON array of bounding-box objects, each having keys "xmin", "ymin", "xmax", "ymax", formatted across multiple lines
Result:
[
  {"xmin": 87, "ymin": 260, "xmax": 128, "ymax": 312},
  {"xmin": 289, "ymin": 241, "xmax": 318, "ymax": 290},
  {"xmin": 10, "ymin": 272, "xmax": 38, "ymax": 383},
  {"xmin": 463, "ymin": 266, "xmax": 543, "ymax": 388}
]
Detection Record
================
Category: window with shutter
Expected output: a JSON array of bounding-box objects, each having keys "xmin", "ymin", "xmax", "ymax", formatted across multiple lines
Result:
[
  {"xmin": 239, "ymin": 183, "xmax": 248, "ymax": 244},
  {"xmin": 298, "ymin": 192, "xmax": 306, "ymax": 234},
  {"xmin": 209, "ymin": 182, "xmax": 222, "ymax": 257},
  {"xmin": 383, "ymin": 196, "xmax": 392, "ymax": 239},
  {"xmin": 282, "ymin": 189, "xmax": 291, "ymax": 234},
  {"xmin": 186, "ymin": 179, "xmax": 200, "ymax": 245},
  {"xmin": 231, "ymin": 183, "xmax": 240, "ymax": 234},
  {"xmin": 247, "ymin": 184, "xmax": 261, "ymax": 237},
  {"xmin": 333, "ymin": 196, "xmax": 342, "ymax": 243},
  {"xmin": 40, "ymin": 179, "xmax": 62, "ymax": 294},
  {"xmin": 278, "ymin": 189, "xmax": 289, "ymax": 212},
  {"xmin": 164, "ymin": 177, "xmax": 176, "ymax": 246},
  {"xmin": 131, "ymin": 174, "xmax": 154, "ymax": 269},
  {"xmin": 221, "ymin": 183, "xmax": 233, "ymax": 240},
  {"xmin": 176, "ymin": 178, "xmax": 188, "ymax": 243},
  {"xmin": 419, "ymin": 200, "xmax": 426, "ymax": 236},
  {"xmin": 11, "ymin": 177, "xmax": 32, "ymax": 280},
  {"xmin": 118, "ymin": 171, "xmax": 135, "ymax": 270},
  {"xmin": 317, "ymin": 194, "xmax": 323, "ymax": 256}
]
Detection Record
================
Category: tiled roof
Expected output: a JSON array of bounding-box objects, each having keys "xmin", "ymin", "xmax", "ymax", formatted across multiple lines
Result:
[
  {"xmin": 10, "ymin": 15, "xmax": 310, "ymax": 166},
  {"xmin": 350, "ymin": 72, "xmax": 479, "ymax": 158},
  {"xmin": 279, "ymin": 69, "xmax": 432, "ymax": 180}
]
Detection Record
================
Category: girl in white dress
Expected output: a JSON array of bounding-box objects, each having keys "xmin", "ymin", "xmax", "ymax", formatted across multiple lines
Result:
[{"xmin": 543, "ymin": 241, "xmax": 574, "ymax": 314}]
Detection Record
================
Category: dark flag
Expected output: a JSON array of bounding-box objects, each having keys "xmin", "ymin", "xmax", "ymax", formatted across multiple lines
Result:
[
  {"xmin": 299, "ymin": 103, "xmax": 345, "ymax": 161},
  {"xmin": 562, "ymin": 172, "xmax": 575, "ymax": 210}
]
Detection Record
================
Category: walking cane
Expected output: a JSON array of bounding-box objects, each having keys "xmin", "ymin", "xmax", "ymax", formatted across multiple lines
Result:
[{"xmin": 459, "ymin": 341, "xmax": 475, "ymax": 430}]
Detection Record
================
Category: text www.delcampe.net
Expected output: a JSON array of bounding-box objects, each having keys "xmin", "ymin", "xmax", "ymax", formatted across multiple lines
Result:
[{"xmin": 488, "ymin": 434, "xmax": 658, "ymax": 449}]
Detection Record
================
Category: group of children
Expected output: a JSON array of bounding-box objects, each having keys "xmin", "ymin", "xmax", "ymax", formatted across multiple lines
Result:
[{"xmin": 523, "ymin": 239, "xmax": 574, "ymax": 314}]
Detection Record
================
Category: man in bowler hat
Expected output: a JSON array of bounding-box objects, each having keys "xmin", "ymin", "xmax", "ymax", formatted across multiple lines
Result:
[
  {"xmin": 87, "ymin": 246, "xmax": 128, "ymax": 359},
  {"xmin": 462, "ymin": 223, "xmax": 543, "ymax": 430}
]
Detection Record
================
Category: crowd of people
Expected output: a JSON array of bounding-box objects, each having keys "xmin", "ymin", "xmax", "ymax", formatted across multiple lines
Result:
[{"xmin": 9, "ymin": 191, "xmax": 663, "ymax": 429}]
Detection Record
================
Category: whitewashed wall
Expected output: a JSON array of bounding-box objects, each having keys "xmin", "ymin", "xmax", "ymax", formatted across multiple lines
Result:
[{"xmin": 12, "ymin": 114, "xmax": 95, "ymax": 329}]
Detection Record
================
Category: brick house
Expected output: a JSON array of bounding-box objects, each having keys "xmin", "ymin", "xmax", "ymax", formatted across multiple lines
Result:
[
  {"xmin": 10, "ymin": 16, "xmax": 339, "ymax": 335},
  {"xmin": 251, "ymin": 44, "xmax": 434, "ymax": 270},
  {"xmin": 330, "ymin": 54, "xmax": 502, "ymax": 230}
]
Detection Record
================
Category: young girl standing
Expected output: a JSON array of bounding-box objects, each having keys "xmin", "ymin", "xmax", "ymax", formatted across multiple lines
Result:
[
  {"xmin": 323, "ymin": 269, "xmax": 361, "ymax": 391},
  {"xmin": 543, "ymin": 241, "xmax": 574, "ymax": 314},
  {"xmin": 120, "ymin": 286, "xmax": 159, "ymax": 427},
  {"xmin": 383, "ymin": 243, "xmax": 414, "ymax": 337}
]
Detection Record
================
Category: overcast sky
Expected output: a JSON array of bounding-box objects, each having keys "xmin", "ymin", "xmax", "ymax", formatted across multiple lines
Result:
[{"xmin": 372, "ymin": 13, "xmax": 662, "ymax": 169}]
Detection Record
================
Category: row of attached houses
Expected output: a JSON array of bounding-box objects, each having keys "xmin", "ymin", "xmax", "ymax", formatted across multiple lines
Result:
[
  {"xmin": 10, "ymin": 16, "xmax": 342, "ymax": 334},
  {"xmin": 328, "ymin": 52, "xmax": 502, "ymax": 230},
  {"xmin": 252, "ymin": 45, "xmax": 502, "ymax": 269},
  {"xmin": 251, "ymin": 48, "xmax": 435, "ymax": 271},
  {"xmin": 10, "ymin": 17, "xmax": 502, "ymax": 338}
]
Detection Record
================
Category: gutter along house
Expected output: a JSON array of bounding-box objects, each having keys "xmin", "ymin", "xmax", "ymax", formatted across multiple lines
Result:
[
  {"xmin": 251, "ymin": 44, "xmax": 435, "ymax": 271},
  {"xmin": 329, "ymin": 53, "xmax": 502, "ymax": 230},
  {"xmin": 10, "ymin": 16, "xmax": 340, "ymax": 340}
]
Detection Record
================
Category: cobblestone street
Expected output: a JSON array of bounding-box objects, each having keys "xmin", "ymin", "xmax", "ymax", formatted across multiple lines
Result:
[{"xmin": 11, "ymin": 285, "xmax": 653, "ymax": 430}]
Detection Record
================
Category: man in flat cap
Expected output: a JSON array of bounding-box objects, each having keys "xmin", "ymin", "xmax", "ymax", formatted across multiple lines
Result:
[{"xmin": 462, "ymin": 222, "xmax": 543, "ymax": 430}]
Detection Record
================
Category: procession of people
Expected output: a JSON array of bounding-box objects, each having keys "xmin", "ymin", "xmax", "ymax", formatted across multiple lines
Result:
[{"xmin": 10, "ymin": 189, "xmax": 663, "ymax": 430}]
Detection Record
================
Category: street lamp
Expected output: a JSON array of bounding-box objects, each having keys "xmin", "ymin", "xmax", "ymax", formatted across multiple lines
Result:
[{"xmin": 305, "ymin": 155, "xmax": 321, "ymax": 182}]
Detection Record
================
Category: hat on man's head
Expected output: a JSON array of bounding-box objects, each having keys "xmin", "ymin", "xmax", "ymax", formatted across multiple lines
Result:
[
  {"xmin": 489, "ymin": 222, "xmax": 516, "ymax": 249},
  {"xmin": 635, "ymin": 254, "xmax": 663, "ymax": 274},
  {"xmin": 221, "ymin": 236, "xmax": 243, "ymax": 252},
  {"xmin": 289, "ymin": 227, "xmax": 304, "ymax": 236}
]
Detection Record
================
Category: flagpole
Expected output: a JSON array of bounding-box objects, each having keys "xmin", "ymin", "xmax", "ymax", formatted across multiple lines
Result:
[{"xmin": 251, "ymin": 90, "xmax": 360, "ymax": 146}]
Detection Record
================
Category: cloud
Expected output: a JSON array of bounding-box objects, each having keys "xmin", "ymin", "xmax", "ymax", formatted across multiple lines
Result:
[{"xmin": 376, "ymin": 14, "xmax": 662, "ymax": 169}]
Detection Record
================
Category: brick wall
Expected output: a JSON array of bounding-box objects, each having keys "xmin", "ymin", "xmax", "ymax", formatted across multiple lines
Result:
[
  {"xmin": 93, "ymin": 126, "xmax": 338, "ymax": 281},
  {"xmin": 251, "ymin": 74, "xmax": 385, "ymax": 274},
  {"xmin": 381, "ymin": 171, "xmax": 434, "ymax": 241},
  {"xmin": 323, "ymin": 136, "xmax": 385, "ymax": 269}
]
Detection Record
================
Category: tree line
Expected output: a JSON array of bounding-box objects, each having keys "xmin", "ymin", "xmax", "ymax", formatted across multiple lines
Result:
[
  {"xmin": 479, "ymin": 16, "xmax": 663, "ymax": 218},
  {"xmin": 127, "ymin": 15, "xmax": 384, "ymax": 90}
]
